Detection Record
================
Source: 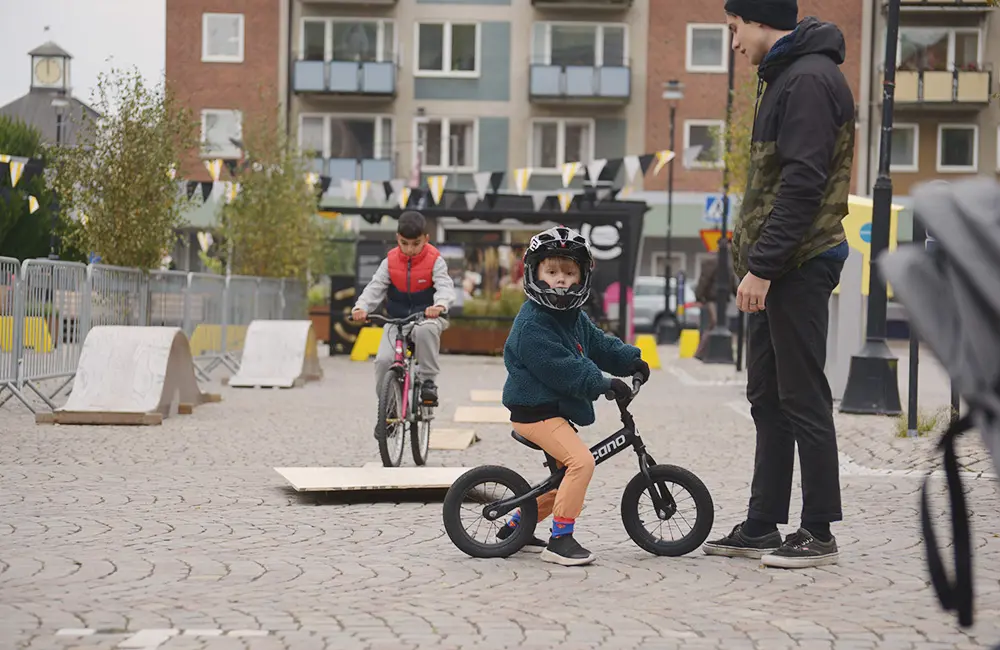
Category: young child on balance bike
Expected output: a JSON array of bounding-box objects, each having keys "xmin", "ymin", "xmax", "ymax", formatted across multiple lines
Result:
[{"xmin": 499, "ymin": 226, "xmax": 650, "ymax": 566}]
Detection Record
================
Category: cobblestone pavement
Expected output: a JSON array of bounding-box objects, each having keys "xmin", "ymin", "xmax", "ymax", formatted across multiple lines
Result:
[{"xmin": 1, "ymin": 346, "xmax": 999, "ymax": 650}]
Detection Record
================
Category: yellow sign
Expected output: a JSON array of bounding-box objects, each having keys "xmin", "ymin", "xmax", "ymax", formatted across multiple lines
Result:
[
  {"xmin": 318, "ymin": 210, "xmax": 340, "ymax": 220},
  {"xmin": 835, "ymin": 194, "xmax": 902, "ymax": 297}
]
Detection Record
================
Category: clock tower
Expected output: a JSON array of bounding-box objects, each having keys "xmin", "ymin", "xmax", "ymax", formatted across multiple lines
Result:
[{"xmin": 29, "ymin": 41, "xmax": 72, "ymax": 93}]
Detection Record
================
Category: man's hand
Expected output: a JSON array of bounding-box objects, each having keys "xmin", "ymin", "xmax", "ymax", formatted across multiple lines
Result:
[
  {"xmin": 425, "ymin": 305, "xmax": 445, "ymax": 318},
  {"xmin": 736, "ymin": 272, "xmax": 771, "ymax": 313},
  {"xmin": 351, "ymin": 308, "xmax": 367, "ymax": 322}
]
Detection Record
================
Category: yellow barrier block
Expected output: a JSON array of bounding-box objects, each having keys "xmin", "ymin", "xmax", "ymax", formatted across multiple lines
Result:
[
  {"xmin": 225, "ymin": 325, "xmax": 248, "ymax": 352},
  {"xmin": 189, "ymin": 324, "xmax": 221, "ymax": 356},
  {"xmin": 350, "ymin": 325, "xmax": 383, "ymax": 361},
  {"xmin": 678, "ymin": 329, "xmax": 700, "ymax": 359},
  {"xmin": 634, "ymin": 334, "xmax": 661, "ymax": 370},
  {"xmin": 0, "ymin": 316, "xmax": 54, "ymax": 353}
]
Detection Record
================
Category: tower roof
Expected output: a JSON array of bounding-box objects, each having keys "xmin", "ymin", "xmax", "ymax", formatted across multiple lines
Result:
[{"xmin": 28, "ymin": 41, "xmax": 72, "ymax": 58}]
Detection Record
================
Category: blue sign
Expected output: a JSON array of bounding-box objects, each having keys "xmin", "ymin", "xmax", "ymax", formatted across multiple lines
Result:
[
  {"xmin": 704, "ymin": 195, "xmax": 724, "ymax": 225},
  {"xmin": 88, "ymin": 252, "xmax": 102, "ymax": 264},
  {"xmin": 859, "ymin": 223, "xmax": 872, "ymax": 244}
]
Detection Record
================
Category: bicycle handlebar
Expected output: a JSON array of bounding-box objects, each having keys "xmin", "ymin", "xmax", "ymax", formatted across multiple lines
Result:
[
  {"xmin": 365, "ymin": 313, "xmax": 426, "ymax": 326},
  {"xmin": 604, "ymin": 372, "xmax": 646, "ymax": 404}
]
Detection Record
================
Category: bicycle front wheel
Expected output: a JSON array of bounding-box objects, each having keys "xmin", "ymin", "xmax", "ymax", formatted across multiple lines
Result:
[
  {"xmin": 376, "ymin": 369, "xmax": 405, "ymax": 467},
  {"xmin": 410, "ymin": 417, "xmax": 430, "ymax": 466},
  {"xmin": 621, "ymin": 464, "xmax": 714, "ymax": 557}
]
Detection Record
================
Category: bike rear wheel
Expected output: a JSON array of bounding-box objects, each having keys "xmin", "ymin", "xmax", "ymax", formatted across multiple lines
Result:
[
  {"xmin": 376, "ymin": 369, "xmax": 406, "ymax": 467},
  {"xmin": 621, "ymin": 464, "xmax": 714, "ymax": 557},
  {"xmin": 442, "ymin": 465, "xmax": 538, "ymax": 558}
]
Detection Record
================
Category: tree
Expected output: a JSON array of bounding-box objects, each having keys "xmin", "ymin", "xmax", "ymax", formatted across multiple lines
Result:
[
  {"xmin": 711, "ymin": 73, "xmax": 759, "ymax": 199},
  {"xmin": 220, "ymin": 109, "xmax": 321, "ymax": 279},
  {"xmin": 50, "ymin": 66, "xmax": 198, "ymax": 269}
]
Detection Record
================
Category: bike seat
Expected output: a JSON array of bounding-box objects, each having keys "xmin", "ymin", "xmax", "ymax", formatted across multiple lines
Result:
[{"xmin": 511, "ymin": 430, "xmax": 542, "ymax": 451}]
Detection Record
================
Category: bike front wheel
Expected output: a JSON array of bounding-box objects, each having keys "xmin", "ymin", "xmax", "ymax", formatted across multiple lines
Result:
[
  {"xmin": 621, "ymin": 464, "xmax": 714, "ymax": 557},
  {"xmin": 410, "ymin": 416, "xmax": 431, "ymax": 466},
  {"xmin": 442, "ymin": 465, "xmax": 538, "ymax": 558},
  {"xmin": 376, "ymin": 369, "xmax": 406, "ymax": 467}
]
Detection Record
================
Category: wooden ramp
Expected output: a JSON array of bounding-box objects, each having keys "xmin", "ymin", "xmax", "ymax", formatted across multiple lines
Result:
[
  {"xmin": 430, "ymin": 428, "xmax": 479, "ymax": 450},
  {"xmin": 275, "ymin": 466, "xmax": 472, "ymax": 492},
  {"xmin": 227, "ymin": 320, "xmax": 323, "ymax": 388},
  {"xmin": 469, "ymin": 389, "xmax": 502, "ymax": 403}
]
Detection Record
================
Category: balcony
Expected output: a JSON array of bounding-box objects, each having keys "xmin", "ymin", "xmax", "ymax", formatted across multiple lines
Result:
[
  {"xmin": 300, "ymin": 0, "xmax": 395, "ymax": 5},
  {"xmin": 529, "ymin": 63, "xmax": 630, "ymax": 103},
  {"xmin": 532, "ymin": 0, "xmax": 631, "ymax": 8},
  {"xmin": 293, "ymin": 60, "xmax": 395, "ymax": 97},
  {"xmin": 897, "ymin": 0, "xmax": 993, "ymax": 10},
  {"xmin": 309, "ymin": 158, "xmax": 394, "ymax": 182},
  {"xmin": 883, "ymin": 67, "xmax": 993, "ymax": 107}
]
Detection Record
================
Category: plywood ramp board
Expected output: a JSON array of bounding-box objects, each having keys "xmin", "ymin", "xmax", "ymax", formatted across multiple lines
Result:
[
  {"xmin": 274, "ymin": 467, "xmax": 472, "ymax": 492},
  {"xmin": 430, "ymin": 428, "xmax": 479, "ymax": 450},
  {"xmin": 453, "ymin": 406, "xmax": 509, "ymax": 423},
  {"xmin": 37, "ymin": 326, "xmax": 220, "ymax": 426},
  {"xmin": 469, "ymin": 389, "xmax": 503, "ymax": 403},
  {"xmin": 227, "ymin": 320, "xmax": 323, "ymax": 388}
]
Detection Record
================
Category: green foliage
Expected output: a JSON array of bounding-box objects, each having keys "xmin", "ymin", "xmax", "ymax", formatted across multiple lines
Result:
[
  {"xmin": 50, "ymin": 66, "xmax": 198, "ymax": 270},
  {"xmin": 709, "ymin": 73, "xmax": 759, "ymax": 198},
  {"xmin": 314, "ymin": 217, "xmax": 358, "ymax": 277},
  {"xmin": 460, "ymin": 287, "xmax": 524, "ymax": 328},
  {"xmin": 221, "ymin": 109, "xmax": 321, "ymax": 279},
  {"xmin": 893, "ymin": 406, "xmax": 957, "ymax": 438}
]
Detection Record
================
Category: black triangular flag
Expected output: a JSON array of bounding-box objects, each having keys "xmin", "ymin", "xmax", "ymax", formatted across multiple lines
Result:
[
  {"xmin": 223, "ymin": 159, "xmax": 239, "ymax": 177},
  {"xmin": 186, "ymin": 181, "xmax": 199, "ymax": 200},
  {"xmin": 0, "ymin": 162, "xmax": 9, "ymax": 185},
  {"xmin": 600, "ymin": 159, "xmax": 623, "ymax": 182},
  {"xmin": 382, "ymin": 181, "xmax": 393, "ymax": 201},
  {"xmin": 320, "ymin": 175, "xmax": 332, "ymax": 196},
  {"xmin": 200, "ymin": 182, "xmax": 213, "ymax": 202},
  {"xmin": 638, "ymin": 153, "xmax": 655, "ymax": 175},
  {"xmin": 489, "ymin": 171, "xmax": 504, "ymax": 193}
]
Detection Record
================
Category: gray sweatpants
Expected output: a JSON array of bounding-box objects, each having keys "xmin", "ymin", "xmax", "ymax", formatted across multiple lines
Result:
[{"xmin": 374, "ymin": 318, "xmax": 447, "ymax": 396}]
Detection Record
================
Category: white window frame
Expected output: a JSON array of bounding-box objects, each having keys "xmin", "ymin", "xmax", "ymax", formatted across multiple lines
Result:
[
  {"xmin": 684, "ymin": 119, "xmax": 725, "ymax": 169},
  {"xmin": 532, "ymin": 22, "xmax": 629, "ymax": 67},
  {"xmin": 413, "ymin": 22, "xmax": 481, "ymax": 78},
  {"xmin": 685, "ymin": 23, "xmax": 728, "ymax": 73},
  {"xmin": 527, "ymin": 118, "xmax": 597, "ymax": 173},
  {"xmin": 895, "ymin": 26, "xmax": 983, "ymax": 70},
  {"xmin": 889, "ymin": 122, "xmax": 919, "ymax": 173},
  {"xmin": 650, "ymin": 252, "xmax": 688, "ymax": 279},
  {"xmin": 200, "ymin": 109, "xmax": 243, "ymax": 158},
  {"xmin": 298, "ymin": 18, "xmax": 397, "ymax": 62},
  {"xmin": 202, "ymin": 13, "xmax": 245, "ymax": 63},
  {"xmin": 936, "ymin": 123, "xmax": 978, "ymax": 173},
  {"xmin": 413, "ymin": 117, "xmax": 479, "ymax": 172},
  {"xmin": 297, "ymin": 113, "xmax": 394, "ymax": 161}
]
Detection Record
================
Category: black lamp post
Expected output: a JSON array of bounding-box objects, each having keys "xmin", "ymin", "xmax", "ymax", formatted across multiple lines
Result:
[{"xmin": 658, "ymin": 80, "xmax": 684, "ymax": 344}]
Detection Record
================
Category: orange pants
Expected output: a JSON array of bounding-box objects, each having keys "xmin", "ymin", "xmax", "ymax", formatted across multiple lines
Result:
[{"xmin": 512, "ymin": 418, "xmax": 595, "ymax": 521}]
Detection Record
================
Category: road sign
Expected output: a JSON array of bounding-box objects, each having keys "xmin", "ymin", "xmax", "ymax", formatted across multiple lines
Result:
[
  {"xmin": 700, "ymin": 229, "xmax": 733, "ymax": 253},
  {"xmin": 704, "ymin": 194, "xmax": 741, "ymax": 226}
]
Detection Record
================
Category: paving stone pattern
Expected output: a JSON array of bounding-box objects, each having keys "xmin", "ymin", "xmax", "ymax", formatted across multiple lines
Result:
[{"xmin": 1, "ymin": 349, "xmax": 999, "ymax": 650}]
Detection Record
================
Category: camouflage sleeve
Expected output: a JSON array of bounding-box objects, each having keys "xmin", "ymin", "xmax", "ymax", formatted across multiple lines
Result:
[{"xmin": 748, "ymin": 72, "xmax": 842, "ymax": 280}]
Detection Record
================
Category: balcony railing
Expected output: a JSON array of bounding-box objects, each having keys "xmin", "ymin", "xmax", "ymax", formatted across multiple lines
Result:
[
  {"xmin": 293, "ymin": 60, "xmax": 396, "ymax": 96},
  {"xmin": 885, "ymin": 67, "xmax": 993, "ymax": 106},
  {"xmin": 898, "ymin": 0, "xmax": 993, "ymax": 9},
  {"xmin": 309, "ymin": 157, "xmax": 395, "ymax": 182},
  {"xmin": 529, "ymin": 62, "xmax": 630, "ymax": 102},
  {"xmin": 531, "ymin": 0, "xmax": 631, "ymax": 8},
  {"xmin": 301, "ymin": 0, "xmax": 395, "ymax": 5}
]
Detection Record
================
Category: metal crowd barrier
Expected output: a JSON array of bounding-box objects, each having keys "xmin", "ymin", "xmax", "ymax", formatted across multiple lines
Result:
[{"xmin": 0, "ymin": 256, "xmax": 26, "ymax": 408}]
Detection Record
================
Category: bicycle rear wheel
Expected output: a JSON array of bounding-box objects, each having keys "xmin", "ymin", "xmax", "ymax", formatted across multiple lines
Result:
[
  {"xmin": 442, "ymin": 465, "xmax": 538, "ymax": 558},
  {"xmin": 376, "ymin": 369, "xmax": 406, "ymax": 467}
]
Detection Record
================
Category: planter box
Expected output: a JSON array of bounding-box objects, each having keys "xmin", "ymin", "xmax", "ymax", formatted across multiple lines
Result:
[
  {"xmin": 309, "ymin": 306, "xmax": 330, "ymax": 343},
  {"xmin": 441, "ymin": 318, "xmax": 513, "ymax": 356}
]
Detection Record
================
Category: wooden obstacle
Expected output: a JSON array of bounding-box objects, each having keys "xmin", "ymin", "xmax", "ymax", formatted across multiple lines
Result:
[
  {"xmin": 453, "ymin": 405, "xmax": 510, "ymax": 423},
  {"xmin": 430, "ymin": 428, "xmax": 479, "ymax": 450},
  {"xmin": 36, "ymin": 326, "xmax": 220, "ymax": 426},
  {"xmin": 274, "ymin": 466, "xmax": 473, "ymax": 492},
  {"xmin": 469, "ymin": 389, "xmax": 503, "ymax": 403},
  {"xmin": 226, "ymin": 320, "xmax": 323, "ymax": 389}
]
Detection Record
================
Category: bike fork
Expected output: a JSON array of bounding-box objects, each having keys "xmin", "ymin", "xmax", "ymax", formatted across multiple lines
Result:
[{"xmin": 636, "ymin": 447, "xmax": 677, "ymax": 520}]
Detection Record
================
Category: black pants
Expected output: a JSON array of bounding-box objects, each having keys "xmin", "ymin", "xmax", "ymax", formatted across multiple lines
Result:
[{"xmin": 746, "ymin": 256, "xmax": 844, "ymax": 525}]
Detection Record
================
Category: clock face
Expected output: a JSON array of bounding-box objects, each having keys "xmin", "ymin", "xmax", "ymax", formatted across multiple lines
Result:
[{"xmin": 34, "ymin": 57, "xmax": 62, "ymax": 85}]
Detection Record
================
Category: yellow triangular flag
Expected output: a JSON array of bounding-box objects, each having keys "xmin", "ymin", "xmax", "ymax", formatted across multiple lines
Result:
[
  {"xmin": 225, "ymin": 182, "xmax": 240, "ymax": 203},
  {"xmin": 557, "ymin": 192, "xmax": 573, "ymax": 213},
  {"xmin": 353, "ymin": 180, "xmax": 370, "ymax": 207},
  {"xmin": 514, "ymin": 168, "xmax": 532, "ymax": 195},
  {"xmin": 653, "ymin": 150, "xmax": 676, "ymax": 176},
  {"xmin": 0, "ymin": 154, "xmax": 10, "ymax": 163},
  {"xmin": 10, "ymin": 161, "xmax": 25, "ymax": 187},
  {"xmin": 28, "ymin": 195, "xmax": 40, "ymax": 214},
  {"xmin": 398, "ymin": 187, "xmax": 411, "ymax": 208},
  {"xmin": 560, "ymin": 162, "xmax": 580, "ymax": 188},
  {"xmin": 620, "ymin": 185, "xmax": 634, "ymax": 199},
  {"xmin": 305, "ymin": 172, "xmax": 319, "ymax": 188},
  {"xmin": 204, "ymin": 159, "xmax": 222, "ymax": 182},
  {"xmin": 427, "ymin": 175, "xmax": 447, "ymax": 205},
  {"xmin": 80, "ymin": 212, "xmax": 89, "ymax": 226},
  {"xmin": 167, "ymin": 166, "xmax": 177, "ymax": 181}
]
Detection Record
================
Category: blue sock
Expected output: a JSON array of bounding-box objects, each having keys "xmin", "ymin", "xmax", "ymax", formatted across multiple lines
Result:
[
  {"xmin": 552, "ymin": 517, "xmax": 574, "ymax": 537},
  {"xmin": 506, "ymin": 509, "xmax": 521, "ymax": 528}
]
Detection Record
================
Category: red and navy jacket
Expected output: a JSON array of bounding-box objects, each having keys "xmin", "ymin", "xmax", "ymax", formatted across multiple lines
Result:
[{"xmin": 385, "ymin": 244, "xmax": 441, "ymax": 318}]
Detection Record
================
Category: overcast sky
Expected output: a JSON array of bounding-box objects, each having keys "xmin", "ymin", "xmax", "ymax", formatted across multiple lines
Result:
[{"xmin": 0, "ymin": 0, "xmax": 166, "ymax": 109}]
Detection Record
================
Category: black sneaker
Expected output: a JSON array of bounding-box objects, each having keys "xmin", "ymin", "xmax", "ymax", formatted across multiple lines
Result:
[
  {"xmin": 496, "ymin": 522, "xmax": 546, "ymax": 553},
  {"xmin": 761, "ymin": 528, "xmax": 839, "ymax": 569},
  {"xmin": 420, "ymin": 381, "xmax": 439, "ymax": 406},
  {"xmin": 702, "ymin": 523, "xmax": 783, "ymax": 559},
  {"xmin": 540, "ymin": 534, "xmax": 595, "ymax": 566}
]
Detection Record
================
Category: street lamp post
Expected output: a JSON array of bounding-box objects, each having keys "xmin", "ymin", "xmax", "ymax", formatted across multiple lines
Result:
[
  {"xmin": 659, "ymin": 80, "xmax": 684, "ymax": 344},
  {"xmin": 49, "ymin": 98, "xmax": 69, "ymax": 261}
]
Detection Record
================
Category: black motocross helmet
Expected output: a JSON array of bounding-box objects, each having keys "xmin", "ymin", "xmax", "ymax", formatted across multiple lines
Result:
[{"xmin": 522, "ymin": 226, "xmax": 595, "ymax": 310}]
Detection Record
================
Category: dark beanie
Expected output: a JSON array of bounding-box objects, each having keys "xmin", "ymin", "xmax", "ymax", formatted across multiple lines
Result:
[{"xmin": 724, "ymin": 0, "xmax": 798, "ymax": 30}]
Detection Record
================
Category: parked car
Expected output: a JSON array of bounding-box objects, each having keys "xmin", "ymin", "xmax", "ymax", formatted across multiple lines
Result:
[{"xmin": 605, "ymin": 275, "xmax": 702, "ymax": 334}]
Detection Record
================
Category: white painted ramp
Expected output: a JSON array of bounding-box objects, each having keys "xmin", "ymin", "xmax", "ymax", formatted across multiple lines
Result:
[
  {"xmin": 37, "ymin": 326, "xmax": 221, "ymax": 425},
  {"xmin": 274, "ymin": 466, "xmax": 472, "ymax": 492},
  {"xmin": 227, "ymin": 320, "xmax": 323, "ymax": 388}
]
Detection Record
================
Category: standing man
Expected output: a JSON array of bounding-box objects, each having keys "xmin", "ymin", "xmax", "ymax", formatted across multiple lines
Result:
[{"xmin": 702, "ymin": 0, "xmax": 854, "ymax": 569}]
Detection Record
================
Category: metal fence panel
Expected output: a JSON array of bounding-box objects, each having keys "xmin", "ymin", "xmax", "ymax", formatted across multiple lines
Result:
[
  {"xmin": 256, "ymin": 278, "xmax": 283, "ymax": 320},
  {"xmin": 186, "ymin": 273, "xmax": 226, "ymax": 372},
  {"xmin": 0, "ymin": 257, "xmax": 21, "ymax": 385},
  {"xmin": 281, "ymin": 278, "xmax": 308, "ymax": 320},
  {"xmin": 148, "ymin": 270, "xmax": 190, "ymax": 331},
  {"xmin": 87, "ymin": 264, "xmax": 148, "ymax": 330}
]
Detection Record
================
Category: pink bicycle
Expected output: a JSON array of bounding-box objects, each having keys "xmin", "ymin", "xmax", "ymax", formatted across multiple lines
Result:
[{"xmin": 367, "ymin": 313, "xmax": 434, "ymax": 467}]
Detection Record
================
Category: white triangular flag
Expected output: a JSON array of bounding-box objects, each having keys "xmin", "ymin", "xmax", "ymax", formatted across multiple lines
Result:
[
  {"xmin": 586, "ymin": 159, "xmax": 607, "ymax": 183},
  {"xmin": 340, "ymin": 178, "xmax": 353, "ymax": 196},
  {"xmin": 167, "ymin": 165, "xmax": 177, "ymax": 181},
  {"xmin": 531, "ymin": 193, "xmax": 547, "ymax": 211},
  {"xmin": 197, "ymin": 231, "xmax": 213, "ymax": 252},
  {"xmin": 683, "ymin": 145, "xmax": 704, "ymax": 168},
  {"xmin": 369, "ymin": 181, "xmax": 386, "ymax": 204},
  {"xmin": 596, "ymin": 188, "xmax": 611, "ymax": 201},
  {"xmin": 427, "ymin": 175, "xmax": 447, "ymax": 205},
  {"xmin": 305, "ymin": 172, "xmax": 319, "ymax": 188},
  {"xmin": 398, "ymin": 186, "xmax": 411, "ymax": 209},
  {"xmin": 204, "ymin": 159, "xmax": 222, "ymax": 182},
  {"xmin": 0, "ymin": 154, "xmax": 10, "ymax": 163},
  {"xmin": 557, "ymin": 192, "xmax": 573, "ymax": 213},
  {"xmin": 560, "ymin": 162, "xmax": 580, "ymax": 188},
  {"xmin": 389, "ymin": 178, "xmax": 405, "ymax": 199},
  {"xmin": 623, "ymin": 155, "xmax": 641, "ymax": 182},
  {"xmin": 353, "ymin": 180, "xmax": 371, "ymax": 207},
  {"xmin": 9, "ymin": 160, "xmax": 25, "ymax": 187},
  {"xmin": 464, "ymin": 191, "xmax": 479, "ymax": 210},
  {"xmin": 653, "ymin": 150, "xmax": 676, "ymax": 175},
  {"xmin": 513, "ymin": 168, "xmax": 532, "ymax": 195},
  {"xmin": 28, "ymin": 195, "xmax": 40, "ymax": 214},
  {"xmin": 473, "ymin": 171, "xmax": 491, "ymax": 199}
]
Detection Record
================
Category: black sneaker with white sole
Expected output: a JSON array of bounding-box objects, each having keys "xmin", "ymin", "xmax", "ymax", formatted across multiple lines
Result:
[
  {"xmin": 420, "ymin": 380, "xmax": 439, "ymax": 407},
  {"xmin": 761, "ymin": 528, "xmax": 839, "ymax": 568},
  {"xmin": 495, "ymin": 522, "xmax": 545, "ymax": 553},
  {"xmin": 702, "ymin": 523, "xmax": 783, "ymax": 559},
  {"xmin": 540, "ymin": 534, "xmax": 595, "ymax": 566}
]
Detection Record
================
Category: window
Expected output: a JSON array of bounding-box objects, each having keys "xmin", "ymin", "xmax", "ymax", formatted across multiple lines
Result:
[
  {"xmin": 686, "ymin": 24, "xmax": 727, "ymax": 73},
  {"xmin": 201, "ymin": 110, "xmax": 242, "ymax": 157},
  {"xmin": 415, "ymin": 118, "xmax": 477, "ymax": 171},
  {"xmin": 300, "ymin": 19, "xmax": 395, "ymax": 62},
  {"xmin": 531, "ymin": 23, "xmax": 627, "ymax": 66},
  {"xmin": 529, "ymin": 119, "xmax": 594, "ymax": 171},
  {"xmin": 897, "ymin": 27, "xmax": 981, "ymax": 71},
  {"xmin": 684, "ymin": 120, "xmax": 724, "ymax": 169},
  {"xmin": 889, "ymin": 123, "xmax": 919, "ymax": 172},
  {"xmin": 415, "ymin": 22, "xmax": 479, "ymax": 75},
  {"xmin": 299, "ymin": 115, "xmax": 394, "ymax": 160},
  {"xmin": 202, "ymin": 13, "xmax": 244, "ymax": 63},
  {"xmin": 937, "ymin": 124, "xmax": 978, "ymax": 172},
  {"xmin": 997, "ymin": 126, "xmax": 1000, "ymax": 172}
]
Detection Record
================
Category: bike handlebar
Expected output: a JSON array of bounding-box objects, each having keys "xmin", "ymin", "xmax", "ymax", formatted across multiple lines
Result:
[
  {"xmin": 604, "ymin": 372, "xmax": 646, "ymax": 403},
  {"xmin": 365, "ymin": 313, "xmax": 426, "ymax": 326}
]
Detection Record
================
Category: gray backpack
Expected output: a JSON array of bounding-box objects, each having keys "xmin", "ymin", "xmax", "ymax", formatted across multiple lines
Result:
[{"xmin": 878, "ymin": 177, "xmax": 1000, "ymax": 631}]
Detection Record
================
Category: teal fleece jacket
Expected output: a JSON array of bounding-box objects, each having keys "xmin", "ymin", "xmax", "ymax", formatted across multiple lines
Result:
[{"xmin": 502, "ymin": 300, "xmax": 642, "ymax": 426}]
